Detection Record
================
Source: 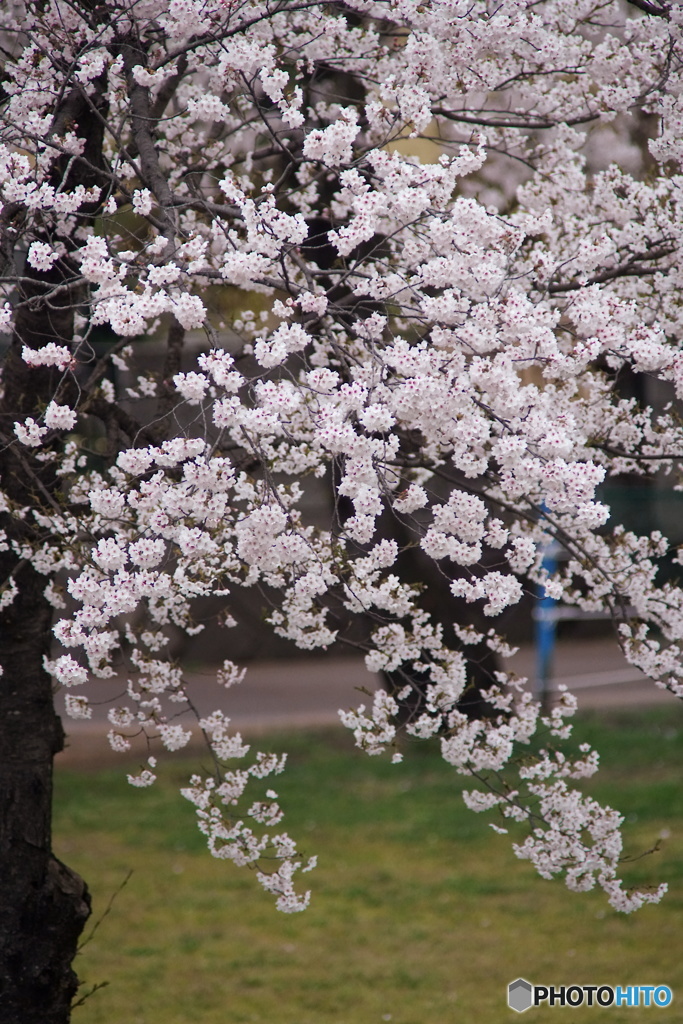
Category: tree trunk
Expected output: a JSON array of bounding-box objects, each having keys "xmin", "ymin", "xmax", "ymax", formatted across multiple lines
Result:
[
  {"xmin": 0, "ymin": 62, "xmax": 110, "ymax": 1020},
  {"xmin": 0, "ymin": 554, "xmax": 91, "ymax": 1024},
  {"xmin": 0, "ymin": 287, "xmax": 92, "ymax": 1023},
  {"xmin": 0, "ymin": 169, "xmax": 99, "ymax": 1024}
]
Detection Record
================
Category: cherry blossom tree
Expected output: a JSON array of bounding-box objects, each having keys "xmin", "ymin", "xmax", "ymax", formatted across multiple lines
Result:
[{"xmin": 1, "ymin": 0, "xmax": 682, "ymax": 1018}]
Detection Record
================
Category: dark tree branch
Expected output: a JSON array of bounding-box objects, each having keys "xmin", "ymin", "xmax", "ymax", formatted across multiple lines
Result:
[
  {"xmin": 626, "ymin": 0, "xmax": 670, "ymax": 18},
  {"xmin": 155, "ymin": 319, "xmax": 186, "ymax": 437},
  {"xmin": 545, "ymin": 244, "xmax": 676, "ymax": 294},
  {"xmin": 118, "ymin": 38, "xmax": 177, "ymax": 237}
]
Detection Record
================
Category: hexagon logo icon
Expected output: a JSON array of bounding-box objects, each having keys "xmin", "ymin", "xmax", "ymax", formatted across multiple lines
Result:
[{"xmin": 508, "ymin": 978, "xmax": 534, "ymax": 1013}]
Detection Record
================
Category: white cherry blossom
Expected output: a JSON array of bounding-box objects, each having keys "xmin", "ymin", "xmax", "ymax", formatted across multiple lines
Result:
[{"xmin": 1, "ymin": 0, "xmax": 681, "ymax": 928}]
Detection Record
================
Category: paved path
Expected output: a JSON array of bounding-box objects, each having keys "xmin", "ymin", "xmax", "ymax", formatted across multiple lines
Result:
[
  {"xmin": 55, "ymin": 636, "xmax": 678, "ymax": 767},
  {"xmin": 504, "ymin": 636, "xmax": 675, "ymax": 708}
]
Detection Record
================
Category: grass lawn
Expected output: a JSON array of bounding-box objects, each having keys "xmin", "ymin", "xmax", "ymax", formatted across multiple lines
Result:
[{"xmin": 55, "ymin": 707, "xmax": 683, "ymax": 1024}]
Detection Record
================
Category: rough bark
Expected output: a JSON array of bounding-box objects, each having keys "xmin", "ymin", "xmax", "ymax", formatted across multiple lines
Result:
[
  {"xmin": 0, "ymin": 74, "xmax": 105, "ymax": 1013},
  {"xmin": 0, "ymin": 267, "xmax": 93, "ymax": 1022},
  {"xmin": 0, "ymin": 556, "xmax": 91, "ymax": 1024}
]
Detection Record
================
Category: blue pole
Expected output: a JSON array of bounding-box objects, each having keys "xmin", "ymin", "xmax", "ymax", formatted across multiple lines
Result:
[{"xmin": 534, "ymin": 539, "xmax": 559, "ymax": 710}]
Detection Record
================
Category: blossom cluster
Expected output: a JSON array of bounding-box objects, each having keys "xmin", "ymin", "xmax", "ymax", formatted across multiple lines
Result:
[{"xmin": 1, "ymin": 0, "xmax": 682, "ymax": 913}]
